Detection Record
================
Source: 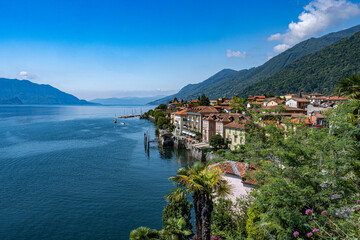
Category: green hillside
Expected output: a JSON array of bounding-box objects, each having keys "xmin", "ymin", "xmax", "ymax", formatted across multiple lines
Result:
[{"xmin": 239, "ymin": 31, "xmax": 360, "ymax": 96}]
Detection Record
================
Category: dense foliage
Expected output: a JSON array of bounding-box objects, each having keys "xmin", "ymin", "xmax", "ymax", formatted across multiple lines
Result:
[
  {"xmin": 162, "ymin": 195, "xmax": 193, "ymax": 231},
  {"xmin": 237, "ymin": 100, "xmax": 359, "ymax": 239},
  {"xmin": 211, "ymin": 197, "xmax": 252, "ymax": 239},
  {"xmin": 240, "ymin": 32, "xmax": 360, "ymax": 96},
  {"xmin": 335, "ymin": 75, "xmax": 360, "ymax": 99},
  {"xmin": 199, "ymin": 94, "xmax": 210, "ymax": 106},
  {"xmin": 209, "ymin": 135, "xmax": 225, "ymax": 150}
]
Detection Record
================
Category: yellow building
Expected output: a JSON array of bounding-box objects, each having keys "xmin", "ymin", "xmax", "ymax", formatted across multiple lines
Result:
[{"xmin": 224, "ymin": 122, "xmax": 247, "ymax": 150}]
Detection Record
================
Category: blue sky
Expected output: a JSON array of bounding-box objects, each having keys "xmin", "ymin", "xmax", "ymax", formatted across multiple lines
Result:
[{"xmin": 1, "ymin": 0, "xmax": 360, "ymax": 100}]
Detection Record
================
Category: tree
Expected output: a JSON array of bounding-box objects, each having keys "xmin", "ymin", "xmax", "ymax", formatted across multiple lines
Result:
[
  {"xmin": 335, "ymin": 74, "xmax": 360, "ymax": 99},
  {"xmin": 163, "ymin": 217, "xmax": 193, "ymax": 240},
  {"xmin": 157, "ymin": 104, "xmax": 168, "ymax": 110},
  {"xmin": 163, "ymin": 191, "xmax": 193, "ymax": 230},
  {"xmin": 211, "ymin": 196, "xmax": 252, "ymax": 239},
  {"xmin": 157, "ymin": 116, "xmax": 169, "ymax": 129},
  {"xmin": 168, "ymin": 162, "xmax": 231, "ymax": 240},
  {"xmin": 199, "ymin": 94, "xmax": 210, "ymax": 106},
  {"xmin": 129, "ymin": 227, "xmax": 160, "ymax": 240},
  {"xmin": 210, "ymin": 135, "xmax": 225, "ymax": 150},
  {"xmin": 173, "ymin": 97, "xmax": 179, "ymax": 103}
]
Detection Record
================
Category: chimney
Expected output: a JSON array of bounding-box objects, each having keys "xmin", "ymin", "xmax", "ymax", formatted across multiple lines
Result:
[{"xmin": 245, "ymin": 162, "xmax": 250, "ymax": 169}]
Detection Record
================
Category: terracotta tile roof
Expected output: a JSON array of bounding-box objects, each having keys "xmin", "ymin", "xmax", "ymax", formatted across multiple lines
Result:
[
  {"xmin": 198, "ymin": 106, "xmax": 219, "ymax": 114},
  {"xmin": 208, "ymin": 161, "xmax": 258, "ymax": 185},
  {"xmin": 289, "ymin": 97, "xmax": 310, "ymax": 103},
  {"xmin": 328, "ymin": 96, "xmax": 348, "ymax": 101},
  {"xmin": 169, "ymin": 102, "xmax": 181, "ymax": 105},
  {"xmin": 173, "ymin": 109, "xmax": 187, "ymax": 115},
  {"xmin": 254, "ymin": 95, "xmax": 266, "ymax": 99},
  {"xmin": 224, "ymin": 121, "xmax": 248, "ymax": 130},
  {"xmin": 311, "ymin": 96, "xmax": 328, "ymax": 100},
  {"xmin": 312, "ymin": 111, "xmax": 324, "ymax": 119},
  {"xmin": 189, "ymin": 99, "xmax": 199, "ymax": 103},
  {"xmin": 188, "ymin": 106, "xmax": 207, "ymax": 113}
]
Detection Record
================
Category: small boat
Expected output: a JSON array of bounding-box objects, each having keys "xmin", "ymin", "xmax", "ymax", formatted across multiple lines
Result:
[{"xmin": 120, "ymin": 122, "xmax": 126, "ymax": 125}]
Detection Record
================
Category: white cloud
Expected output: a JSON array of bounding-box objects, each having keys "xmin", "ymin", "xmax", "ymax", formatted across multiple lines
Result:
[
  {"xmin": 226, "ymin": 49, "xmax": 247, "ymax": 58},
  {"xmin": 273, "ymin": 44, "xmax": 291, "ymax": 53},
  {"xmin": 18, "ymin": 71, "xmax": 37, "ymax": 80},
  {"xmin": 18, "ymin": 71, "xmax": 29, "ymax": 79},
  {"xmin": 269, "ymin": 0, "xmax": 360, "ymax": 53}
]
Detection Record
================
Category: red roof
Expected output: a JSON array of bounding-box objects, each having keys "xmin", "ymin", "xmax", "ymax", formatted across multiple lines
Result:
[
  {"xmin": 187, "ymin": 106, "xmax": 219, "ymax": 114},
  {"xmin": 173, "ymin": 109, "xmax": 187, "ymax": 115},
  {"xmin": 209, "ymin": 161, "xmax": 258, "ymax": 185},
  {"xmin": 254, "ymin": 95, "xmax": 266, "ymax": 99},
  {"xmin": 224, "ymin": 121, "xmax": 248, "ymax": 130},
  {"xmin": 289, "ymin": 97, "xmax": 310, "ymax": 103}
]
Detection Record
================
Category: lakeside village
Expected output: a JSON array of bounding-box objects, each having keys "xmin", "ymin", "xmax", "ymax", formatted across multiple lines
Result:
[
  {"xmin": 134, "ymin": 80, "xmax": 360, "ymax": 240},
  {"xmin": 143, "ymin": 92, "xmax": 347, "ymax": 158}
]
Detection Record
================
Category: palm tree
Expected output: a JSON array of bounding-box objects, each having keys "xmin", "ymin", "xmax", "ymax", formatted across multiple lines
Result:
[
  {"xmin": 129, "ymin": 226, "xmax": 160, "ymax": 240},
  {"xmin": 335, "ymin": 75, "xmax": 360, "ymax": 99},
  {"xmin": 168, "ymin": 162, "xmax": 231, "ymax": 240},
  {"xmin": 163, "ymin": 217, "xmax": 193, "ymax": 240}
]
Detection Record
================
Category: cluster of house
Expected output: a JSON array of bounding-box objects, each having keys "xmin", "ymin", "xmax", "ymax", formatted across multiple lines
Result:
[{"xmin": 167, "ymin": 93, "xmax": 347, "ymax": 151}]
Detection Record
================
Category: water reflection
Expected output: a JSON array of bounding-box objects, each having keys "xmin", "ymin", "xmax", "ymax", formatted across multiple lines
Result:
[{"xmin": 159, "ymin": 147, "xmax": 196, "ymax": 167}]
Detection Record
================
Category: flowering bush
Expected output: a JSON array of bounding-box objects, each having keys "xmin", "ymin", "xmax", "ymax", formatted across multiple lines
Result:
[
  {"xmin": 292, "ymin": 200, "xmax": 360, "ymax": 239},
  {"xmin": 192, "ymin": 234, "xmax": 225, "ymax": 240}
]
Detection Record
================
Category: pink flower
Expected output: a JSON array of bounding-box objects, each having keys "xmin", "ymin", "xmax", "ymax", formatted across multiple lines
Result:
[
  {"xmin": 293, "ymin": 231, "xmax": 299, "ymax": 237},
  {"xmin": 357, "ymin": 200, "xmax": 360, "ymax": 204},
  {"xmin": 305, "ymin": 209, "xmax": 313, "ymax": 215},
  {"xmin": 355, "ymin": 208, "xmax": 359, "ymax": 211},
  {"xmin": 307, "ymin": 232, "xmax": 313, "ymax": 238},
  {"xmin": 313, "ymin": 228, "xmax": 319, "ymax": 233},
  {"xmin": 356, "ymin": 223, "xmax": 359, "ymax": 227},
  {"xmin": 321, "ymin": 210, "xmax": 327, "ymax": 215}
]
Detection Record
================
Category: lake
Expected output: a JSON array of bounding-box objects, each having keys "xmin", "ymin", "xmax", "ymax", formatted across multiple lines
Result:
[{"xmin": 0, "ymin": 105, "xmax": 195, "ymax": 240}]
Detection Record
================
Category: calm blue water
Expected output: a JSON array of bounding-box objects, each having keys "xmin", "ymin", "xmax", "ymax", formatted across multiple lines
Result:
[{"xmin": 0, "ymin": 105, "xmax": 195, "ymax": 240}]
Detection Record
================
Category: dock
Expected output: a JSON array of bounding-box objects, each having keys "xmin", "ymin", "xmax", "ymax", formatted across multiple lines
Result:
[{"xmin": 118, "ymin": 114, "xmax": 141, "ymax": 119}]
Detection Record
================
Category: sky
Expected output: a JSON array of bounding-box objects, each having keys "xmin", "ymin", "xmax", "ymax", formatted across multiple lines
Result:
[{"xmin": 1, "ymin": 0, "xmax": 360, "ymax": 100}]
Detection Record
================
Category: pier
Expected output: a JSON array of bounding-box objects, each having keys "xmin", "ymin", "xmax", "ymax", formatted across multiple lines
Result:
[{"xmin": 118, "ymin": 114, "xmax": 141, "ymax": 119}]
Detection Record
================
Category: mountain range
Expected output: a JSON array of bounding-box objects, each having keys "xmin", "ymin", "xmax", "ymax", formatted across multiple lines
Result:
[
  {"xmin": 90, "ymin": 96, "xmax": 166, "ymax": 105},
  {"xmin": 149, "ymin": 24, "xmax": 360, "ymax": 104},
  {"xmin": 0, "ymin": 78, "xmax": 92, "ymax": 105}
]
